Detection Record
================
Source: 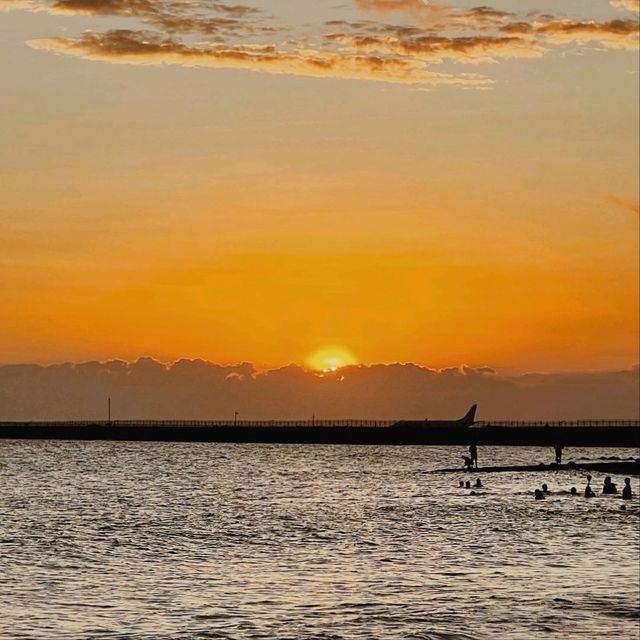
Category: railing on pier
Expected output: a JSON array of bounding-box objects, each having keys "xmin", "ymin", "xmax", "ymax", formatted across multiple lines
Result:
[
  {"xmin": 473, "ymin": 420, "xmax": 640, "ymax": 428},
  {"xmin": 0, "ymin": 419, "xmax": 638, "ymax": 429},
  {"xmin": 0, "ymin": 419, "xmax": 397, "ymax": 428},
  {"xmin": 112, "ymin": 419, "xmax": 399, "ymax": 428}
]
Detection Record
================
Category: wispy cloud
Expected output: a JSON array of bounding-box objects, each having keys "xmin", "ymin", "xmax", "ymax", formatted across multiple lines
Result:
[
  {"xmin": 607, "ymin": 194, "xmax": 640, "ymax": 215},
  {"xmin": 610, "ymin": 0, "xmax": 640, "ymax": 13},
  {"xmin": 28, "ymin": 30, "xmax": 492, "ymax": 86},
  {"xmin": 0, "ymin": 0, "xmax": 40, "ymax": 10},
  {"xmin": 355, "ymin": 0, "xmax": 513, "ymax": 29}
]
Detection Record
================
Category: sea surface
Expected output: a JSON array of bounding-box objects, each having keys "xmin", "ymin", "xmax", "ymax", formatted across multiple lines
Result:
[{"xmin": 0, "ymin": 441, "xmax": 638, "ymax": 640}]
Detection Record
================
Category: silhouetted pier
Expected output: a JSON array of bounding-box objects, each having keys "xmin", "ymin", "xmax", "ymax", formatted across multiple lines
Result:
[{"xmin": 0, "ymin": 419, "xmax": 638, "ymax": 447}]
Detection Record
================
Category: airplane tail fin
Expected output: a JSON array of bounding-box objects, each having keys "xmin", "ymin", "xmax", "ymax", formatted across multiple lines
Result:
[{"xmin": 461, "ymin": 404, "xmax": 477, "ymax": 425}]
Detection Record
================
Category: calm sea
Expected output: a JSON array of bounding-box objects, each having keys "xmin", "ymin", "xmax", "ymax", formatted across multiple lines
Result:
[{"xmin": 0, "ymin": 441, "xmax": 638, "ymax": 640}]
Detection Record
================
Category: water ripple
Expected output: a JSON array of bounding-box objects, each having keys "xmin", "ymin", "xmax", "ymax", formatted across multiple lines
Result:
[{"xmin": 0, "ymin": 441, "xmax": 638, "ymax": 639}]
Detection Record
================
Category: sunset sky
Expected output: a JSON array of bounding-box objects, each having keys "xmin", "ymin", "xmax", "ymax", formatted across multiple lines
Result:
[{"xmin": 1, "ymin": 0, "xmax": 638, "ymax": 373}]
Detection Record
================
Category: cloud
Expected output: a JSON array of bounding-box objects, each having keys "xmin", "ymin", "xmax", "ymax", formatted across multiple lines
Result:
[
  {"xmin": 6, "ymin": 0, "xmax": 278, "ymax": 37},
  {"xmin": 326, "ymin": 32, "xmax": 545, "ymax": 63},
  {"xmin": 51, "ymin": 0, "xmax": 154, "ymax": 15},
  {"xmin": 0, "ymin": 0, "xmax": 39, "ymax": 10},
  {"xmin": 357, "ymin": 0, "xmax": 427, "ymax": 10},
  {"xmin": 355, "ymin": 0, "xmax": 513, "ymax": 29},
  {"xmin": 48, "ymin": 0, "xmax": 275, "ymax": 36},
  {"xmin": 5, "ymin": 0, "xmax": 640, "ymax": 87},
  {"xmin": 607, "ymin": 194, "xmax": 640, "ymax": 215},
  {"xmin": 356, "ymin": 0, "xmax": 438, "ymax": 21},
  {"xmin": 340, "ymin": 16, "xmax": 639, "ymax": 54},
  {"xmin": 325, "ymin": 14, "xmax": 638, "ymax": 68},
  {"xmin": 57, "ymin": 0, "xmax": 260, "ymax": 16},
  {"xmin": 353, "ymin": 1, "xmax": 639, "ymax": 51},
  {"xmin": 28, "ymin": 30, "xmax": 493, "ymax": 86},
  {"xmin": 536, "ymin": 18, "xmax": 640, "ymax": 50},
  {"xmin": 610, "ymin": 0, "xmax": 640, "ymax": 12},
  {"xmin": 4, "ymin": 0, "xmax": 264, "ymax": 16},
  {"xmin": 0, "ymin": 359, "xmax": 638, "ymax": 420}
]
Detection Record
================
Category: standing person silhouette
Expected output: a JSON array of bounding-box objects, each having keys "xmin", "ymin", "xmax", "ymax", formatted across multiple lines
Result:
[
  {"xmin": 554, "ymin": 444, "xmax": 563, "ymax": 465},
  {"xmin": 469, "ymin": 443, "xmax": 478, "ymax": 469},
  {"xmin": 622, "ymin": 478, "xmax": 632, "ymax": 500}
]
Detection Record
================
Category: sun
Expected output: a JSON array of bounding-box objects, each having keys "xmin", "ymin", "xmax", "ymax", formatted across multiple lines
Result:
[{"xmin": 306, "ymin": 346, "xmax": 359, "ymax": 372}]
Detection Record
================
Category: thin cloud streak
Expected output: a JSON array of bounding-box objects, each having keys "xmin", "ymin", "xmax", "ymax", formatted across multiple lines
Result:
[
  {"xmin": 537, "ymin": 18, "xmax": 640, "ymax": 51},
  {"xmin": 325, "ymin": 32, "xmax": 545, "ymax": 63},
  {"xmin": 607, "ymin": 194, "xmax": 640, "ymax": 215},
  {"xmin": 0, "ymin": 0, "xmax": 40, "ymax": 10},
  {"xmin": 355, "ymin": 0, "xmax": 514, "ymax": 29}
]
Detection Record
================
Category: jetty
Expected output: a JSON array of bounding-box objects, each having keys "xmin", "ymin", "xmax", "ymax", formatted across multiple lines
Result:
[
  {"xmin": 0, "ymin": 418, "xmax": 638, "ymax": 447},
  {"xmin": 432, "ymin": 459, "xmax": 640, "ymax": 475}
]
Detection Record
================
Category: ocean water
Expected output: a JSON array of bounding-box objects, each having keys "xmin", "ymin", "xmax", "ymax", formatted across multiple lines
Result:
[{"xmin": 0, "ymin": 441, "xmax": 638, "ymax": 640}]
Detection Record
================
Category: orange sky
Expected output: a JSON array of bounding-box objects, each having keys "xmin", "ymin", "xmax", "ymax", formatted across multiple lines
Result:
[{"xmin": 0, "ymin": 0, "xmax": 638, "ymax": 372}]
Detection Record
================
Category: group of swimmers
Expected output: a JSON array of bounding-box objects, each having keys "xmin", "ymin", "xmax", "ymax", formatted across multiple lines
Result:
[
  {"xmin": 458, "ymin": 478, "xmax": 483, "ymax": 495},
  {"xmin": 533, "ymin": 475, "xmax": 633, "ymax": 503},
  {"xmin": 456, "ymin": 474, "xmax": 634, "ymax": 505},
  {"xmin": 456, "ymin": 443, "xmax": 635, "ymax": 505}
]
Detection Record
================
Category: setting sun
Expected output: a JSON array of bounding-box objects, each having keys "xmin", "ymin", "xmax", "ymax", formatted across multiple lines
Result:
[{"xmin": 306, "ymin": 346, "xmax": 359, "ymax": 372}]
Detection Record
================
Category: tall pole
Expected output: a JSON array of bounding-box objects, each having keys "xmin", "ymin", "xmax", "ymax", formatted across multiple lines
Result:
[
  {"xmin": 108, "ymin": 397, "xmax": 111, "ymax": 424},
  {"xmin": 234, "ymin": 411, "xmax": 239, "ymax": 426}
]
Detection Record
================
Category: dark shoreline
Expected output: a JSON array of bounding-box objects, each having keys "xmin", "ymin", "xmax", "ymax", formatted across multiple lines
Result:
[{"xmin": 433, "ymin": 460, "xmax": 640, "ymax": 475}]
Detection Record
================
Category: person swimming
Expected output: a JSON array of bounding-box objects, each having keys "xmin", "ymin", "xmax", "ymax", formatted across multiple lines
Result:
[
  {"xmin": 602, "ymin": 477, "xmax": 617, "ymax": 495},
  {"xmin": 534, "ymin": 489, "xmax": 545, "ymax": 500},
  {"xmin": 459, "ymin": 480, "xmax": 465, "ymax": 488},
  {"xmin": 541, "ymin": 483, "xmax": 550, "ymax": 494},
  {"xmin": 622, "ymin": 478, "xmax": 632, "ymax": 500},
  {"xmin": 584, "ymin": 475, "xmax": 595, "ymax": 498},
  {"xmin": 570, "ymin": 487, "xmax": 577, "ymax": 496},
  {"xmin": 475, "ymin": 478, "xmax": 483, "ymax": 488},
  {"xmin": 465, "ymin": 480, "xmax": 471, "ymax": 489}
]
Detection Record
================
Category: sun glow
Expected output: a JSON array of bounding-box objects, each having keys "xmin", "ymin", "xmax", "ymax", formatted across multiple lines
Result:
[{"xmin": 306, "ymin": 346, "xmax": 359, "ymax": 372}]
